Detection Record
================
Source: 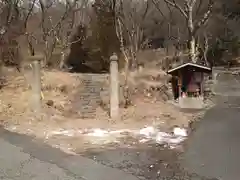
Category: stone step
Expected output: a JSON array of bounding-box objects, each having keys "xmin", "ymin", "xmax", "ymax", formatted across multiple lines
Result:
[{"xmin": 72, "ymin": 74, "xmax": 110, "ymax": 118}]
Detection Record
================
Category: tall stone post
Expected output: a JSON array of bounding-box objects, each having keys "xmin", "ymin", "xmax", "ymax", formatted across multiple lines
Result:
[
  {"xmin": 31, "ymin": 58, "xmax": 42, "ymax": 112},
  {"xmin": 110, "ymin": 53, "xmax": 119, "ymax": 119}
]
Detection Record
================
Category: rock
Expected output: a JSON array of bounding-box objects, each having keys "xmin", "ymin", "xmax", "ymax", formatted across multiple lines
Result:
[{"xmin": 46, "ymin": 100, "xmax": 54, "ymax": 106}]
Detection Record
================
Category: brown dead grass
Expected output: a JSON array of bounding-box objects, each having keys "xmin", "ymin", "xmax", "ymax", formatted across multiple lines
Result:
[{"xmin": 0, "ymin": 66, "xmax": 204, "ymax": 153}]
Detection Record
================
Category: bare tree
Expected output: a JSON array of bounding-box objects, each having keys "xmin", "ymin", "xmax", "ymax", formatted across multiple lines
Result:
[
  {"xmin": 115, "ymin": 0, "xmax": 150, "ymax": 69},
  {"xmin": 152, "ymin": 0, "xmax": 214, "ymax": 63},
  {"xmin": 197, "ymin": 32, "xmax": 210, "ymax": 66},
  {"xmin": 114, "ymin": 0, "xmax": 152, "ymax": 106},
  {"xmin": 0, "ymin": 0, "xmax": 27, "ymax": 70},
  {"xmin": 21, "ymin": 0, "xmax": 38, "ymax": 57},
  {"xmin": 54, "ymin": 0, "xmax": 90, "ymax": 69},
  {"xmin": 37, "ymin": 0, "xmax": 71, "ymax": 66},
  {"xmin": 17, "ymin": 0, "xmax": 90, "ymax": 68}
]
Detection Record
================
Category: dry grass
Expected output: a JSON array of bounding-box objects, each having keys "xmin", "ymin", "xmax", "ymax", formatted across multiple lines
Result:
[{"xmin": 0, "ymin": 66, "xmax": 205, "ymax": 153}]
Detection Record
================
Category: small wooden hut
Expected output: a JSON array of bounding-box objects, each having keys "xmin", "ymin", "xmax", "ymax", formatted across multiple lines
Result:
[{"xmin": 167, "ymin": 62, "xmax": 211, "ymax": 109}]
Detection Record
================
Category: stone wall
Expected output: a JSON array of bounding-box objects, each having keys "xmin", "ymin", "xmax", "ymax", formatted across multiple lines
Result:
[{"xmin": 179, "ymin": 97, "xmax": 204, "ymax": 109}]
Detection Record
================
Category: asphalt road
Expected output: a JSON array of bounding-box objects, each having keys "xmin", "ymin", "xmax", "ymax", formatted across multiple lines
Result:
[
  {"xmin": 0, "ymin": 127, "xmax": 139, "ymax": 180},
  {"xmin": 2, "ymin": 96, "xmax": 240, "ymax": 180},
  {"xmin": 183, "ymin": 96, "xmax": 240, "ymax": 180},
  {"xmin": 0, "ymin": 138, "xmax": 78, "ymax": 180}
]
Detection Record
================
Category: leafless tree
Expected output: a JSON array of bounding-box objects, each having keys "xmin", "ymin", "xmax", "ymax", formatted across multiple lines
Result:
[
  {"xmin": 152, "ymin": 0, "xmax": 214, "ymax": 63},
  {"xmin": 197, "ymin": 32, "xmax": 210, "ymax": 66},
  {"xmin": 115, "ymin": 0, "xmax": 150, "ymax": 69},
  {"xmin": 115, "ymin": 0, "xmax": 152, "ymax": 106},
  {"xmin": 0, "ymin": 0, "xmax": 27, "ymax": 70},
  {"xmin": 55, "ymin": 0, "xmax": 90, "ymax": 69},
  {"xmin": 20, "ymin": 0, "xmax": 89, "ymax": 68},
  {"xmin": 37, "ymin": 0, "xmax": 72, "ymax": 66}
]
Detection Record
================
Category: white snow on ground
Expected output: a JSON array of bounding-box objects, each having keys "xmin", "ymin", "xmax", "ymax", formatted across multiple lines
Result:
[
  {"xmin": 45, "ymin": 126, "xmax": 188, "ymax": 148},
  {"xmin": 50, "ymin": 130, "xmax": 75, "ymax": 137},
  {"xmin": 173, "ymin": 127, "xmax": 187, "ymax": 137},
  {"xmin": 6, "ymin": 125, "xmax": 188, "ymax": 149},
  {"xmin": 139, "ymin": 126, "xmax": 156, "ymax": 137},
  {"xmin": 86, "ymin": 128, "xmax": 109, "ymax": 137},
  {"xmin": 138, "ymin": 126, "xmax": 187, "ymax": 147}
]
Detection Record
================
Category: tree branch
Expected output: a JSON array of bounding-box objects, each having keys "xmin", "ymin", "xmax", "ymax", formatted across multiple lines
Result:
[
  {"xmin": 151, "ymin": 0, "xmax": 166, "ymax": 19},
  {"xmin": 142, "ymin": 0, "xmax": 150, "ymax": 20},
  {"xmin": 163, "ymin": 0, "xmax": 188, "ymax": 19},
  {"xmin": 195, "ymin": 0, "xmax": 203, "ymax": 17},
  {"xmin": 193, "ymin": 0, "xmax": 214, "ymax": 34},
  {"xmin": 23, "ymin": 0, "xmax": 37, "ymax": 29}
]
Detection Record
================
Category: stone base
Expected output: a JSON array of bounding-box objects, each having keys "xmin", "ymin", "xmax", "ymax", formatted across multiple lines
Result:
[{"xmin": 179, "ymin": 96, "xmax": 204, "ymax": 109}]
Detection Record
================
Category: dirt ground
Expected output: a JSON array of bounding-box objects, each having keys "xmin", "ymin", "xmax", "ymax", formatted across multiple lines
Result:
[{"xmin": 0, "ymin": 67, "xmax": 212, "ymax": 153}]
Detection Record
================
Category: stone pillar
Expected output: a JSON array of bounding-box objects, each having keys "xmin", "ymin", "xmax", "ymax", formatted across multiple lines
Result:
[
  {"xmin": 31, "ymin": 59, "xmax": 42, "ymax": 112},
  {"xmin": 110, "ymin": 53, "xmax": 119, "ymax": 119},
  {"xmin": 212, "ymin": 67, "xmax": 219, "ymax": 82}
]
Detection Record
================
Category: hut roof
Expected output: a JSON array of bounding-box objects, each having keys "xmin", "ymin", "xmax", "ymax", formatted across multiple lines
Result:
[{"xmin": 167, "ymin": 62, "xmax": 211, "ymax": 75}]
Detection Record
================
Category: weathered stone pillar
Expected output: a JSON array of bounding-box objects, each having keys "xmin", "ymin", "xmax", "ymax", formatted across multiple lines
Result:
[
  {"xmin": 31, "ymin": 57, "xmax": 42, "ymax": 112},
  {"xmin": 110, "ymin": 53, "xmax": 119, "ymax": 119}
]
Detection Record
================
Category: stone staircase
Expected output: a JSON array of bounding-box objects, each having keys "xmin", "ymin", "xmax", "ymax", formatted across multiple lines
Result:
[{"xmin": 71, "ymin": 73, "xmax": 109, "ymax": 119}]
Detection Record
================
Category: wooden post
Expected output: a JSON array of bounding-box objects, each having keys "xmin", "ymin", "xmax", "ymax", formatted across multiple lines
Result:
[
  {"xmin": 32, "ymin": 59, "xmax": 42, "ymax": 112},
  {"xmin": 178, "ymin": 72, "xmax": 182, "ymax": 98},
  {"xmin": 110, "ymin": 53, "xmax": 119, "ymax": 119},
  {"xmin": 200, "ymin": 73, "xmax": 204, "ymax": 97}
]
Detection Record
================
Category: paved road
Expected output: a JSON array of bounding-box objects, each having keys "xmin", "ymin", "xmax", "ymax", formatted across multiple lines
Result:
[
  {"xmin": 3, "ymin": 96, "xmax": 240, "ymax": 180},
  {"xmin": 0, "ymin": 127, "xmax": 139, "ymax": 180},
  {"xmin": 183, "ymin": 96, "xmax": 240, "ymax": 180}
]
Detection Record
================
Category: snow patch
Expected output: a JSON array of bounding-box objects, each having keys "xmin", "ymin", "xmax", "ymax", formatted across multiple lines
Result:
[
  {"xmin": 139, "ymin": 126, "xmax": 187, "ymax": 147},
  {"xmin": 139, "ymin": 126, "xmax": 156, "ymax": 137},
  {"xmin": 46, "ymin": 126, "xmax": 188, "ymax": 148},
  {"xmin": 173, "ymin": 127, "xmax": 187, "ymax": 137},
  {"xmin": 50, "ymin": 129, "xmax": 75, "ymax": 137},
  {"xmin": 86, "ymin": 128, "xmax": 109, "ymax": 137}
]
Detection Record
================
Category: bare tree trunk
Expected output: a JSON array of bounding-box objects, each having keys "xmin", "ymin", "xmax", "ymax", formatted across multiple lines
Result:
[
  {"xmin": 26, "ymin": 33, "xmax": 35, "ymax": 57},
  {"xmin": 188, "ymin": 6, "xmax": 197, "ymax": 63},
  {"xmin": 122, "ymin": 50, "xmax": 131, "ymax": 107},
  {"xmin": 116, "ymin": 18, "xmax": 131, "ymax": 107},
  {"xmin": 43, "ymin": 41, "xmax": 48, "ymax": 66},
  {"xmin": 166, "ymin": 22, "xmax": 171, "ymax": 55},
  {"xmin": 160, "ymin": 0, "xmax": 214, "ymax": 64},
  {"xmin": 189, "ymin": 34, "xmax": 196, "ymax": 63},
  {"xmin": 203, "ymin": 33, "xmax": 210, "ymax": 66},
  {"xmin": 130, "ymin": 46, "xmax": 137, "ymax": 69}
]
